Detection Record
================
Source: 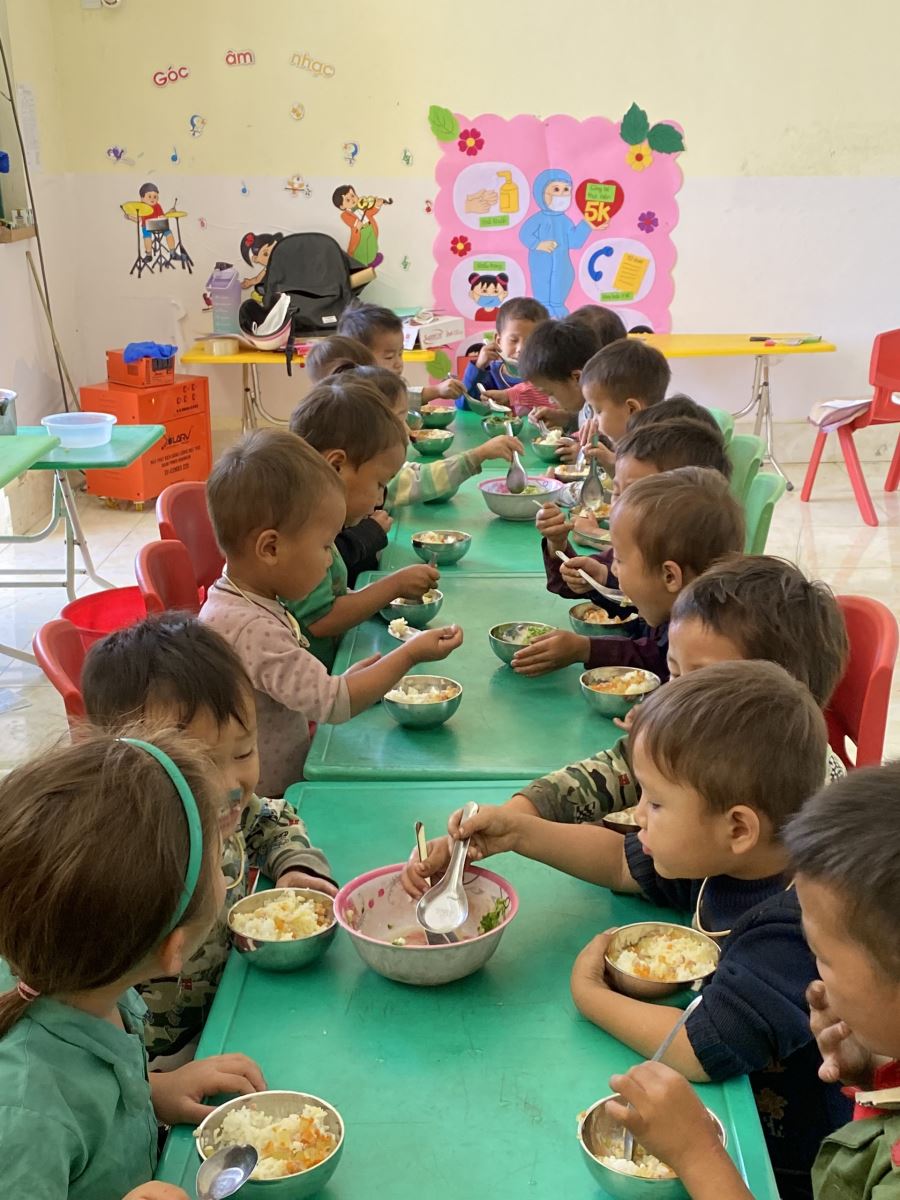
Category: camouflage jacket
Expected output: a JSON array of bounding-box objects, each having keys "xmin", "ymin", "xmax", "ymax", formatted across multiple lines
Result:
[
  {"xmin": 386, "ymin": 450, "xmax": 482, "ymax": 508},
  {"xmin": 138, "ymin": 794, "xmax": 333, "ymax": 1061},
  {"xmin": 521, "ymin": 740, "xmax": 847, "ymax": 824}
]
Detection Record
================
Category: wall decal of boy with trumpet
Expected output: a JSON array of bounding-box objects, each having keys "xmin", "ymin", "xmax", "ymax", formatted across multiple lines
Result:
[{"xmin": 332, "ymin": 184, "xmax": 393, "ymax": 267}]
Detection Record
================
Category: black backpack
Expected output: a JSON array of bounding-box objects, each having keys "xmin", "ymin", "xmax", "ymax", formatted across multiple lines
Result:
[{"xmin": 257, "ymin": 232, "xmax": 370, "ymax": 373}]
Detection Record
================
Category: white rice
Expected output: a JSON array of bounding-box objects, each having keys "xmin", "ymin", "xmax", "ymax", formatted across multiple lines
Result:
[
  {"xmin": 417, "ymin": 531, "xmax": 458, "ymax": 544},
  {"xmin": 386, "ymin": 681, "xmax": 459, "ymax": 704},
  {"xmin": 230, "ymin": 894, "xmax": 331, "ymax": 942},
  {"xmin": 212, "ymin": 1104, "xmax": 337, "ymax": 1179},
  {"xmin": 609, "ymin": 928, "xmax": 718, "ymax": 982},
  {"xmin": 392, "ymin": 590, "xmax": 439, "ymax": 605}
]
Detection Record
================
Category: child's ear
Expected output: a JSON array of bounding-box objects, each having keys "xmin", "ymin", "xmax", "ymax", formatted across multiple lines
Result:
[
  {"xmin": 624, "ymin": 398, "xmax": 642, "ymax": 416},
  {"xmin": 255, "ymin": 528, "xmax": 279, "ymax": 564},
  {"xmin": 571, "ymin": 369, "xmax": 583, "ymax": 384},
  {"xmin": 157, "ymin": 927, "xmax": 190, "ymax": 977},
  {"xmin": 321, "ymin": 449, "xmax": 348, "ymax": 472},
  {"xmin": 661, "ymin": 560, "xmax": 684, "ymax": 593},
  {"xmin": 726, "ymin": 804, "xmax": 762, "ymax": 856}
]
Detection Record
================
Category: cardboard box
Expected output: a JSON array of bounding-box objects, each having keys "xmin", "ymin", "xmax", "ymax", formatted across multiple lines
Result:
[{"xmin": 402, "ymin": 314, "xmax": 465, "ymax": 350}]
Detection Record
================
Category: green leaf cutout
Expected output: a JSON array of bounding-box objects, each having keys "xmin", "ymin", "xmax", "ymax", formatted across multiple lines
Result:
[
  {"xmin": 428, "ymin": 349, "xmax": 453, "ymax": 379},
  {"xmin": 428, "ymin": 105, "xmax": 460, "ymax": 142},
  {"xmin": 647, "ymin": 122, "xmax": 685, "ymax": 153},
  {"xmin": 620, "ymin": 102, "xmax": 650, "ymax": 145}
]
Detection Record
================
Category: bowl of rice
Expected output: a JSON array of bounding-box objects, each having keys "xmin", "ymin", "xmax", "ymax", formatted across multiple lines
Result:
[
  {"xmin": 605, "ymin": 922, "xmax": 720, "ymax": 1000},
  {"xmin": 195, "ymin": 1090, "xmax": 344, "ymax": 1197},
  {"xmin": 602, "ymin": 805, "xmax": 641, "ymax": 835},
  {"xmin": 569, "ymin": 602, "xmax": 640, "ymax": 639},
  {"xmin": 488, "ymin": 621, "xmax": 556, "ymax": 665},
  {"xmin": 227, "ymin": 888, "xmax": 337, "ymax": 973},
  {"xmin": 411, "ymin": 530, "xmax": 472, "ymax": 565},
  {"xmin": 379, "ymin": 588, "xmax": 443, "ymax": 628},
  {"xmin": 532, "ymin": 433, "xmax": 571, "ymax": 463},
  {"xmin": 421, "ymin": 406, "xmax": 456, "ymax": 428},
  {"xmin": 382, "ymin": 674, "xmax": 462, "ymax": 728},
  {"xmin": 479, "ymin": 475, "xmax": 564, "ymax": 521},
  {"xmin": 481, "ymin": 413, "xmax": 524, "ymax": 437},
  {"xmin": 578, "ymin": 1092, "xmax": 726, "ymax": 1199},
  {"xmin": 334, "ymin": 862, "xmax": 517, "ymax": 986},
  {"xmin": 579, "ymin": 667, "xmax": 661, "ymax": 719},
  {"xmin": 411, "ymin": 428, "xmax": 454, "ymax": 457}
]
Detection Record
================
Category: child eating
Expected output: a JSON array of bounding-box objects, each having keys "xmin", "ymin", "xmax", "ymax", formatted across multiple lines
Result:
[
  {"xmin": 305, "ymin": 334, "xmax": 375, "ymax": 382},
  {"xmin": 580, "ymin": 337, "xmax": 671, "ymax": 453},
  {"xmin": 516, "ymin": 317, "xmax": 601, "ymax": 422},
  {"xmin": 606, "ymin": 762, "xmax": 900, "ymax": 1200},
  {"xmin": 0, "ymin": 730, "xmax": 266, "ymax": 1198},
  {"xmin": 200, "ymin": 428, "xmax": 462, "ymax": 795},
  {"xmin": 81, "ymin": 615, "xmax": 335, "ymax": 1065},
  {"xmin": 461, "ymin": 295, "xmax": 550, "ymax": 413},
  {"xmin": 513, "ymin": 466, "xmax": 745, "ymax": 678}
]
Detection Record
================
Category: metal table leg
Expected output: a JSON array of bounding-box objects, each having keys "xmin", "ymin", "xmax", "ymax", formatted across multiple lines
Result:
[
  {"xmin": 57, "ymin": 472, "xmax": 115, "ymax": 592},
  {"xmin": 729, "ymin": 355, "xmax": 794, "ymax": 490}
]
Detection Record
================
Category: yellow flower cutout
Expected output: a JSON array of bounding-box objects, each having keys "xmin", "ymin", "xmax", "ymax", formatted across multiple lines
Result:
[{"xmin": 626, "ymin": 143, "xmax": 653, "ymax": 172}]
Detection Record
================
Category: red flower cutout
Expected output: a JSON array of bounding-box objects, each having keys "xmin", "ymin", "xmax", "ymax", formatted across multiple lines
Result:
[
  {"xmin": 450, "ymin": 234, "xmax": 471, "ymax": 257},
  {"xmin": 457, "ymin": 128, "xmax": 484, "ymax": 157}
]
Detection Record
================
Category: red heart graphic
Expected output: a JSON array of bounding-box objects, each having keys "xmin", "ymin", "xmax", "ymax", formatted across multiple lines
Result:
[{"xmin": 575, "ymin": 179, "xmax": 624, "ymax": 229}]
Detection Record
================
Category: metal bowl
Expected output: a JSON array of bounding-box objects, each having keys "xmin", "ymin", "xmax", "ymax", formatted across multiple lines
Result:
[
  {"xmin": 569, "ymin": 602, "xmax": 641, "ymax": 639},
  {"xmin": 334, "ymin": 863, "xmax": 517, "ymax": 986},
  {"xmin": 571, "ymin": 500, "xmax": 612, "ymax": 528},
  {"xmin": 532, "ymin": 437, "xmax": 565, "ymax": 463},
  {"xmin": 412, "ymin": 429, "xmax": 454, "ymax": 457},
  {"xmin": 420, "ymin": 406, "xmax": 456, "ymax": 428},
  {"xmin": 466, "ymin": 394, "xmax": 492, "ymax": 416},
  {"xmin": 580, "ymin": 667, "xmax": 661, "ymax": 719},
  {"xmin": 380, "ymin": 589, "xmax": 444, "ymax": 627},
  {"xmin": 411, "ymin": 530, "xmax": 472, "ymax": 565},
  {"xmin": 488, "ymin": 621, "xmax": 556, "ymax": 665},
  {"xmin": 602, "ymin": 805, "xmax": 641, "ymax": 835},
  {"xmin": 382, "ymin": 675, "xmax": 462, "ymax": 728},
  {"xmin": 578, "ymin": 1092, "xmax": 726, "ymax": 1200},
  {"xmin": 552, "ymin": 460, "xmax": 590, "ymax": 482},
  {"xmin": 479, "ymin": 476, "xmax": 565, "ymax": 521},
  {"xmin": 604, "ymin": 921, "xmax": 720, "ymax": 1000},
  {"xmin": 195, "ymin": 1090, "xmax": 344, "ymax": 1198},
  {"xmin": 481, "ymin": 414, "xmax": 524, "ymax": 437},
  {"xmin": 227, "ymin": 888, "xmax": 338, "ymax": 973}
]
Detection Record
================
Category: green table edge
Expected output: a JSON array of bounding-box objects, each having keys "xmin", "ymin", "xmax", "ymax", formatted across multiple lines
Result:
[
  {"xmin": 0, "ymin": 433, "xmax": 60, "ymax": 488},
  {"xmin": 18, "ymin": 424, "xmax": 166, "ymax": 470}
]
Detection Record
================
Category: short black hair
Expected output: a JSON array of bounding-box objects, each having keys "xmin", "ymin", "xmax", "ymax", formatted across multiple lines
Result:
[
  {"xmin": 627, "ymin": 394, "xmax": 720, "ymax": 437},
  {"xmin": 83, "ymin": 615, "xmax": 252, "ymax": 731},
  {"xmin": 289, "ymin": 375, "xmax": 407, "ymax": 467},
  {"xmin": 516, "ymin": 319, "xmax": 599, "ymax": 383},
  {"xmin": 139, "ymin": 182, "xmax": 159, "ymax": 198},
  {"xmin": 616, "ymin": 418, "xmax": 731, "ymax": 480},
  {"xmin": 347, "ymin": 364, "xmax": 408, "ymax": 409},
  {"xmin": 785, "ymin": 763, "xmax": 900, "ymax": 980},
  {"xmin": 581, "ymin": 339, "xmax": 671, "ymax": 405},
  {"xmin": 331, "ymin": 184, "xmax": 355, "ymax": 208},
  {"xmin": 304, "ymin": 335, "xmax": 374, "ymax": 384},
  {"xmin": 496, "ymin": 296, "xmax": 548, "ymax": 332},
  {"xmin": 565, "ymin": 305, "xmax": 627, "ymax": 349},
  {"xmin": 336, "ymin": 302, "xmax": 402, "ymax": 346}
]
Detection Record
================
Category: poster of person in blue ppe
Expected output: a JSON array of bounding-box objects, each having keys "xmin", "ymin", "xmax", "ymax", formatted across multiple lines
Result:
[{"xmin": 519, "ymin": 169, "xmax": 591, "ymax": 317}]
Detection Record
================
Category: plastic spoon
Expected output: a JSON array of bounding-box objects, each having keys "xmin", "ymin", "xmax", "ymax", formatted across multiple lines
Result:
[
  {"xmin": 415, "ymin": 822, "xmax": 456, "ymax": 945},
  {"xmin": 416, "ymin": 801, "xmax": 479, "ymax": 934},
  {"xmin": 554, "ymin": 549, "xmax": 627, "ymax": 603},
  {"xmin": 505, "ymin": 421, "xmax": 527, "ymax": 494},
  {"xmin": 476, "ymin": 383, "xmax": 511, "ymax": 414},
  {"xmin": 622, "ymin": 995, "xmax": 703, "ymax": 1162},
  {"xmin": 196, "ymin": 1144, "xmax": 258, "ymax": 1199}
]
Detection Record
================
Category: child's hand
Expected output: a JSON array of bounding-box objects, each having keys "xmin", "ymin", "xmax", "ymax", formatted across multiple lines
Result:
[
  {"xmin": 275, "ymin": 869, "xmax": 338, "ymax": 897},
  {"xmin": 476, "ymin": 342, "xmax": 502, "ymax": 369},
  {"xmin": 560, "ymin": 555, "xmax": 608, "ymax": 594},
  {"xmin": 391, "ymin": 564, "xmax": 440, "ymax": 599},
  {"xmin": 535, "ymin": 502, "xmax": 572, "ymax": 553},
  {"xmin": 613, "ymin": 706, "xmax": 638, "ymax": 732},
  {"xmin": 473, "ymin": 434, "xmax": 525, "ymax": 465},
  {"xmin": 586, "ymin": 442, "xmax": 616, "ymax": 472},
  {"xmin": 511, "ymin": 630, "xmax": 588, "ymax": 676},
  {"xmin": 807, "ymin": 980, "xmax": 876, "ymax": 1087},
  {"xmin": 437, "ymin": 376, "xmax": 466, "ymax": 400},
  {"xmin": 572, "ymin": 509, "xmax": 602, "ymax": 536},
  {"xmin": 122, "ymin": 1185, "xmax": 192, "ymax": 1200},
  {"xmin": 555, "ymin": 437, "xmax": 580, "ymax": 463},
  {"xmin": 406, "ymin": 623, "xmax": 463, "ymax": 663},
  {"xmin": 151, "ymin": 1053, "xmax": 266, "ymax": 1125},
  {"xmin": 448, "ymin": 802, "xmax": 522, "ymax": 860},
  {"xmin": 371, "ymin": 509, "xmax": 393, "ymax": 532},
  {"xmin": 532, "ymin": 406, "xmax": 569, "ymax": 429},
  {"xmin": 399, "ymin": 835, "xmax": 452, "ymax": 898}
]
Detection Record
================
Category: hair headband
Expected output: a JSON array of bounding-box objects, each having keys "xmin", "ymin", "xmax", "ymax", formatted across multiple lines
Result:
[{"xmin": 119, "ymin": 738, "xmax": 203, "ymax": 934}]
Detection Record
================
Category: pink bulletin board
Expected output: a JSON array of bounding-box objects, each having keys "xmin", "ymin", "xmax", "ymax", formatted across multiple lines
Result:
[{"xmin": 430, "ymin": 106, "xmax": 684, "ymax": 339}]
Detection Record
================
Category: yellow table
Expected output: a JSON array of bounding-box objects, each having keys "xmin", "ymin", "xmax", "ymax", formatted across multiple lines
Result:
[
  {"xmin": 181, "ymin": 345, "xmax": 436, "ymax": 433},
  {"xmin": 638, "ymin": 332, "xmax": 836, "ymax": 488}
]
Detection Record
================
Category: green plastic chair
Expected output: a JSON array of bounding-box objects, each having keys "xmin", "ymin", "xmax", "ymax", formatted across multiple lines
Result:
[
  {"xmin": 727, "ymin": 434, "xmax": 765, "ymax": 504},
  {"xmin": 744, "ymin": 470, "xmax": 787, "ymax": 554},
  {"xmin": 708, "ymin": 407, "xmax": 734, "ymax": 446}
]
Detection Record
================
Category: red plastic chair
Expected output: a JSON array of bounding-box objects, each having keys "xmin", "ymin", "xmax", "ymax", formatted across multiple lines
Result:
[
  {"xmin": 33, "ymin": 618, "xmax": 87, "ymax": 728},
  {"xmin": 135, "ymin": 540, "xmax": 202, "ymax": 616},
  {"xmin": 156, "ymin": 481, "xmax": 224, "ymax": 599},
  {"xmin": 801, "ymin": 329, "xmax": 900, "ymax": 526},
  {"xmin": 826, "ymin": 595, "xmax": 899, "ymax": 768}
]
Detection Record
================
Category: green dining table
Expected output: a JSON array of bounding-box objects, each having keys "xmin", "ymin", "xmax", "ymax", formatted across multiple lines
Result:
[
  {"xmin": 304, "ymin": 571, "xmax": 621, "ymax": 782},
  {"xmin": 155, "ymin": 780, "xmax": 778, "ymax": 1200}
]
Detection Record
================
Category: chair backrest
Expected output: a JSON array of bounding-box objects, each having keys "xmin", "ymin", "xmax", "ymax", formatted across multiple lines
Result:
[
  {"xmin": 726, "ymin": 434, "xmax": 764, "ymax": 504},
  {"xmin": 826, "ymin": 595, "xmax": 899, "ymax": 768},
  {"xmin": 743, "ymin": 471, "xmax": 787, "ymax": 554},
  {"xmin": 707, "ymin": 407, "xmax": 734, "ymax": 446},
  {"xmin": 32, "ymin": 618, "xmax": 86, "ymax": 727},
  {"xmin": 156, "ymin": 482, "xmax": 224, "ymax": 597},
  {"xmin": 867, "ymin": 328, "xmax": 900, "ymax": 426},
  {"xmin": 135, "ymin": 539, "xmax": 202, "ymax": 616}
]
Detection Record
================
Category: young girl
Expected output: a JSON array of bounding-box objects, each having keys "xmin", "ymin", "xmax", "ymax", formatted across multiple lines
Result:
[
  {"xmin": 240, "ymin": 231, "xmax": 283, "ymax": 298},
  {"xmin": 0, "ymin": 730, "xmax": 265, "ymax": 1198}
]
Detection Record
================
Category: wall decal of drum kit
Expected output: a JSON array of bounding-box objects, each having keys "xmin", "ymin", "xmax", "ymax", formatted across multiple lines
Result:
[{"xmin": 120, "ymin": 185, "xmax": 194, "ymax": 278}]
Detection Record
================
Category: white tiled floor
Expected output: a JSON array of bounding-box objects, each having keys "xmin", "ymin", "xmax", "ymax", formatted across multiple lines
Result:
[{"xmin": 0, "ymin": 462, "xmax": 898, "ymax": 771}]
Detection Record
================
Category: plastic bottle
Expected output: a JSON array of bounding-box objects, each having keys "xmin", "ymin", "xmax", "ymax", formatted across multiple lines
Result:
[
  {"xmin": 497, "ymin": 171, "xmax": 519, "ymax": 214},
  {"xmin": 205, "ymin": 263, "xmax": 242, "ymax": 335}
]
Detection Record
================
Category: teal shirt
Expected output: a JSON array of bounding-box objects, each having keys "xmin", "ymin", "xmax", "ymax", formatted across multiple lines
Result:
[
  {"xmin": 0, "ymin": 961, "xmax": 158, "ymax": 1199},
  {"xmin": 282, "ymin": 548, "xmax": 349, "ymax": 668}
]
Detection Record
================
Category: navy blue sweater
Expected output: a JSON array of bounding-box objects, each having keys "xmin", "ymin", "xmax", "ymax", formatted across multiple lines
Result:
[{"xmin": 625, "ymin": 837, "xmax": 852, "ymax": 1200}]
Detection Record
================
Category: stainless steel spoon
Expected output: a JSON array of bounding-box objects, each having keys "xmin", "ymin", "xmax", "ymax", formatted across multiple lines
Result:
[
  {"xmin": 196, "ymin": 1144, "xmax": 258, "ymax": 1199},
  {"xmin": 579, "ymin": 438, "xmax": 607, "ymax": 508},
  {"xmin": 505, "ymin": 421, "xmax": 527, "ymax": 494},
  {"xmin": 416, "ymin": 801, "xmax": 479, "ymax": 934}
]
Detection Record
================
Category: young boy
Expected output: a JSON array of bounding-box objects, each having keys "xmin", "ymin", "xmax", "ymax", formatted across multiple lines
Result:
[
  {"xmin": 516, "ymin": 317, "xmax": 601, "ymax": 421},
  {"xmin": 461, "ymin": 296, "xmax": 550, "ymax": 414},
  {"xmin": 336, "ymin": 302, "xmax": 465, "ymax": 406},
  {"xmin": 512, "ymin": 466, "xmax": 745, "ymax": 678},
  {"xmin": 581, "ymin": 337, "xmax": 671, "ymax": 445},
  {"xmin": 409, "ymin": 662, "xmax": 852, "ymax": 1198},
  {"xmin": 515, "ymin": 555, "xmax": 848, "ymax": 825},
  {"xmin": 627, "ymin": 392, "xmax": 722, "ymax": 437},
  {"xmin": 607, "ymin": 763, "xmax": 900, "ymax": 1200},
  {"xmin": 305, "ymin": 334, "xmax": 375, "ymax": 382},
  {"xmin": 199, "ymin": 428, "xmax": 462, "ymax": 795},
  {"xmin": 81, "ymin": 615, "xmax": 335, "ymax": 1064}
]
